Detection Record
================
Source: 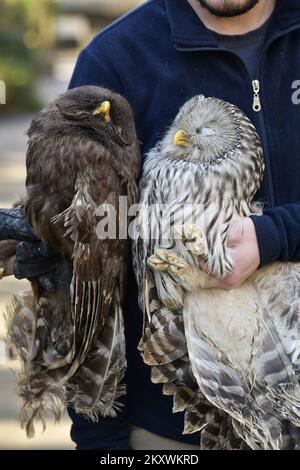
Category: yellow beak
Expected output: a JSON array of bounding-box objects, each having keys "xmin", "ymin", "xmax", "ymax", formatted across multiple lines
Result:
[
  {"xmin": 94, "ymin": 100, "xmax": 111, "ymax": 121},
  {"xmin": 173, "ymin": 130, "xmax": 190, "ymax": 146}
]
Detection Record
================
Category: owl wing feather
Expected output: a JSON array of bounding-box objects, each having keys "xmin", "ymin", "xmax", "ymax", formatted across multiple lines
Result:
[
  {"xmin": 52, "ymin": 171, "xmax": 124, "ymax": 382},
  {"xmin": 184, "ymin": 284, "xmax": 300, "ymax": 449},
  {"xmin": 253, "ymin": 262, "xmax": 300, "ymax": 379},
  {"xmin": 132, "ymin": 172, "xmax": 214, "ymax": 436}
]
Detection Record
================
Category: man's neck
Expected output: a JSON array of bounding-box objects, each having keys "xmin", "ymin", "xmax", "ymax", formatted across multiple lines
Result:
[{"xmin": 187, "ymin": 0, "xmax": 276, "ymax": 35}]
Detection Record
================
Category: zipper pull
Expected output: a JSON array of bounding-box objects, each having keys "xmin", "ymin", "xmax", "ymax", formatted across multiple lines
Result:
[{"xmin": 252, "ymin": 79, "xmax": 261, "ymax": 112}]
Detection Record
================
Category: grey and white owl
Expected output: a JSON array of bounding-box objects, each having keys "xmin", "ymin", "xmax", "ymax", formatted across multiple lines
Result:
[{"xmin": 132, "ymin": 95, "xmax": 300, "ymax": 450}]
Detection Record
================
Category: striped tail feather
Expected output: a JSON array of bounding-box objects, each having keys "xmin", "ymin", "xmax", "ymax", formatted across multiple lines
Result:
[
  {"xmin": 5, "ymin": 290, "xmax": 66, "ymax": 438},
  {"xmin": 183, "ymin": 398, "xmax": 214, "ymax": 435},
  {"xmin": 140, "ymin": 312, "xmax": 188, "ymax": 366},
  {"xmin": 69, "ymin": 293, "xmax": 126, "ymax": 419},
  {"xmin": 200, "ymin": 409, "xmax": 246, "ymax": 450},
  {"xmin": 139, "ymin": 297, "xmax": 215, "ymax": 437}
]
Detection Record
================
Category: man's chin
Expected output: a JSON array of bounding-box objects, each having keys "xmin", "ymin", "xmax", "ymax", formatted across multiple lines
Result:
[{"xmin": 196, "ymin": 0, "xmax": 259, "ymax": 18}]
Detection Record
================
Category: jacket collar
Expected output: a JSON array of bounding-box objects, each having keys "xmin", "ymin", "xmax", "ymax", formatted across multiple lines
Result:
[{"xmin": 164, "ymin": 0, "xmax": 300, "ymax": 49}]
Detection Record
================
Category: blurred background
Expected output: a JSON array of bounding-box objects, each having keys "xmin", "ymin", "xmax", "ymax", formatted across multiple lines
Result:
[{"xmin": 0, "ymin": 0, "xmax": 142, "ymax": 449}]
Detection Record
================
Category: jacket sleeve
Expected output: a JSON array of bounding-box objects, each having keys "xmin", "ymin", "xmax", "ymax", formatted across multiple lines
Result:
[
  {"xmin": 251, "ymin": 201, "xmax": 300, "ymax": 268},
  {"xmin": 68, "ymin": 46, "xmax": 131, "ymax": 450},
  {"xmin": 68, "ymin": 403, "xmax": 131, "ymax": 450}
]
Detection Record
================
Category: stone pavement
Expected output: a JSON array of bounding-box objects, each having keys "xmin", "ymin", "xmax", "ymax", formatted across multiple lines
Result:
[{"xmin": 0, "ymin": 113, "xmax": 73, "ymax": 449}]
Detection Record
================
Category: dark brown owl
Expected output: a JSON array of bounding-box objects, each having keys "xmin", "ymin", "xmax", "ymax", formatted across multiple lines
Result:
[{"xmin": 4, "ymin": 86, "xmax": 140, "ymax": 436}]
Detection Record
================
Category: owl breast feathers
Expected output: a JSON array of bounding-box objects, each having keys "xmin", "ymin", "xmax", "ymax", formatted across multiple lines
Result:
[
  {"xmin": 133, "ymin": 95, "xmax": 300, "ymax": 450},
  {"xmin": 5, "ymin": 86, "xmax": 140, "ymax": 437}
]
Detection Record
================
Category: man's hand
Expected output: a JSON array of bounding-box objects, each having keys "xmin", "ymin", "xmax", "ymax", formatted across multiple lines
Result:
[
  {"xmin": 0, "ymin": 208, "xmax": 68, "ymax": 292},
  {"xmin": 203, "ymin": 217, "xmax": 260, "ymax": 290}
]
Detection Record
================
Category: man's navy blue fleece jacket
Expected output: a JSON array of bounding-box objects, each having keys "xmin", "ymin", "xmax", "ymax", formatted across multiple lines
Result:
[{"xmin": 2, "ymin": 0, "xmax": 300, "ymax": 450}]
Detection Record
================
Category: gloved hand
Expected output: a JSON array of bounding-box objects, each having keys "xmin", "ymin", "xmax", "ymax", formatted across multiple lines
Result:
[
  {"xmin": 14, "ymin": 240, "xmax": 64, "ymax": 292},
  {"xmin": 0, "ymin": 208, "xmax": 71, "ymax": 292},
  {"xmin": 0, "ymin": 208, "xmax": 36, "ymax": 241}
]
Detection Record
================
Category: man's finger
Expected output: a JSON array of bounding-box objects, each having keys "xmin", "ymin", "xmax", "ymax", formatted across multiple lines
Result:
[{"xmin": 227, "ymin": 218, "xmax": 244, "ymax": 246}]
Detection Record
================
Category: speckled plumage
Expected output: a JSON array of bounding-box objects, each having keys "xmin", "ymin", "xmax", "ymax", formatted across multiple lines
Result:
[
  {"xmin": 5, "ymin": 86, "xmax": 140, "ymax": 436},
  {"xmin": 133, "ymin": 95, "xmax": 300, "ymax": 450}
]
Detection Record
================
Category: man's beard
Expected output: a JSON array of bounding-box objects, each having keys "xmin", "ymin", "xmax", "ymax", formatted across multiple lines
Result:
[{"xmin": 196, "ymin": 0, "xmax": 259, "ymax": 17}]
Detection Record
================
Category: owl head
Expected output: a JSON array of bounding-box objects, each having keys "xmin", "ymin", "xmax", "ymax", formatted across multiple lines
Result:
[
  {"xmin": 160, "ymin": 95, "xmax": 258, "ymax": 167},
  {"xmin": 28, "ymin": 85, "xmax": 137, "ymax": 148}
]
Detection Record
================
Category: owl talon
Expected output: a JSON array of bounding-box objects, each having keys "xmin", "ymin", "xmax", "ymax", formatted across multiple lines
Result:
[
  {"xmin": 148, "ymin": 249, "xmax": 188, "ymax": 274},
  {"xmin": 174, "ymin": 223, "xmax": 208, "ymax": 259}
]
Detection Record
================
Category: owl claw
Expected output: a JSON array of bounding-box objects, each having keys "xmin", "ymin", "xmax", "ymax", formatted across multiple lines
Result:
[
  {"xmin": 148, "ymin": 249, "xmax": 188, "ymax": 274},
  {"xmin": 173, "ymin": 224, "xmax": 208, "ymax": 259}
]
